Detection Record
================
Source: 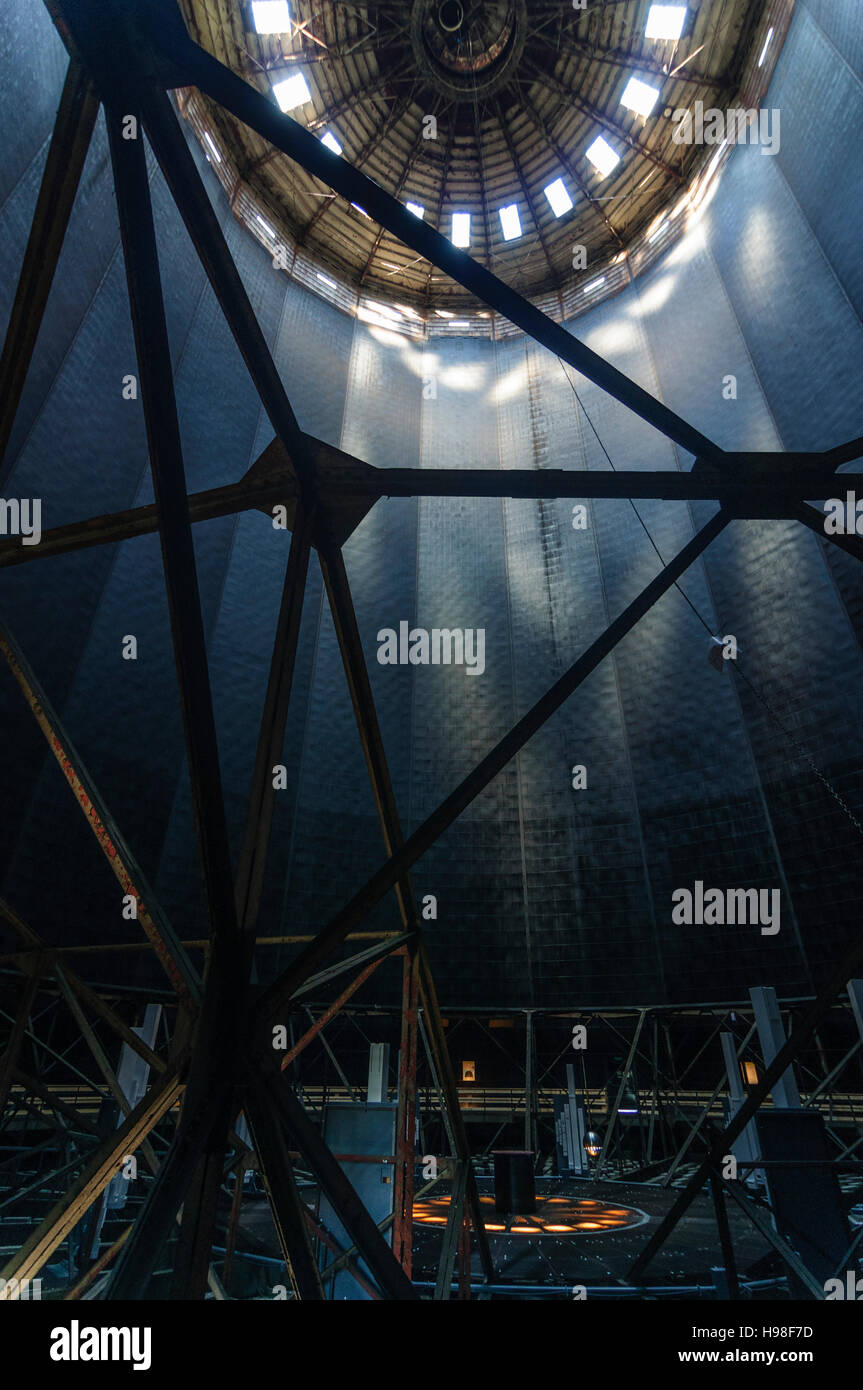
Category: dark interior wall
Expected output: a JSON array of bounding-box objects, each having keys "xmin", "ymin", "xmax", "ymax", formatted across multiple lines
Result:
[{"xmin": 0, "ymin": 0, "xmax": 861, "ymax": 1009}]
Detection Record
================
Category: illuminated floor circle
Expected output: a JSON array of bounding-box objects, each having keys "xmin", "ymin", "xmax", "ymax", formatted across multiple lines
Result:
[{"xmin": 413, "ymin": 1193, "xmax": 648, "ymax": 1236}]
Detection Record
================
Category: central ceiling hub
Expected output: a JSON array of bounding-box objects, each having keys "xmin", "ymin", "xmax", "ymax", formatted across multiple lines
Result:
[
  {"xmin": 412, "ymin": 0, "xmax": 527, "ymax": 99},
  {"xmin": 437, "ymin": 0, "xmax": 464, "ymax": 34}
]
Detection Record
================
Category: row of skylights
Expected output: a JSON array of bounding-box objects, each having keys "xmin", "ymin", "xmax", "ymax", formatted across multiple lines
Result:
[
  {"xmin": 262, "ymin": 2, "xmax": 695, "ymax": 255},
  {"xmin": 422, "ymin": 6, "xmax": 689, "ymax": 243}
]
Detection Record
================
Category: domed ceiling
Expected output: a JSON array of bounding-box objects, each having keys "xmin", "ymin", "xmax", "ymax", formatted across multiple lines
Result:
[{"xmin": 178, "ymin": 0, "xmax": 771, "ymax": 310}]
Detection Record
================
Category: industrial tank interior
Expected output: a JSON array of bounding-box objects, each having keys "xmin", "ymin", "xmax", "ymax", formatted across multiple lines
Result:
[{"xmin": 0, "ymin": 0, "xmax": 862, "ymax": 1358}]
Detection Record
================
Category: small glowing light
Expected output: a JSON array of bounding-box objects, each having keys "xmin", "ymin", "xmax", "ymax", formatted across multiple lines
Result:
[
  {"xmin": 202, "ymin": 131, "xmax": 222, "ymax": 163},
  {"xmin": 255, "ymin": 214, "xmax": 276, "ymax": 238},
  {"xmin": 620, "ymin": 76, "xmax": 661, "ymax": 118},
  {"xmin": 742, "ymin": 1060, "xmax": 759, "ymax": 1085},
  {"xmin": 451, "ymin": 212, "xmax": 471, "ymax": 247},
  {"xmin": 316, "ymin": 272, "xmax": 337, "ymax": 289},
  {"xmin": 252, "ymin": 0, "xmax": 291, "ymax": 34},
  {"xmin": 583, "ymin": 1131, "xmax": 603, "ymax": 1157},
  {"xmin": 543, "ymin": 177, "xmax": 573, "ymax": 218},
  {"xmin": 351, "ymin": 203, "xmax": 371, "ymax": 218},
  {"xmin": 320, "ymin": 131, "xmax": 342, "ymax": 155},
  {"xmin": 461, "ymin": 1060, "xmax": 476, "ymax": 1081},
  {"xmin": 447, "ymin": 320, "xmax": 470, "ymax": 328},
  {"xmin": 758, "ymin": 26, "xmax": 774, "ymax": 67},
  {"xmin": 644, "ymin": 4, "xmax": 687, "ymax": 42},
  {"xmin": 272, "ymin": 72, "xmax": 311, "ymax": 112},
  {"xmin": 585, "ymin": 135, "xmax": 620, "ymax": 179},
  {"xmin": 498, "ymin": 202, "xmax": 522, "ymax": 241},
  {"xmin": 406, "ymin": 201, "xmax": 425, "ymax": 219},
  {"xmin": 583, "ymin": 275, "xmax": 606, "ymax": 294}
]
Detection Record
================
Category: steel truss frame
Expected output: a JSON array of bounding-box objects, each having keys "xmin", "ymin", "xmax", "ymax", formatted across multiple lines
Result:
[{"xmin": 0, "ymin": 0, "xmax": 861, "ymax": 1300}]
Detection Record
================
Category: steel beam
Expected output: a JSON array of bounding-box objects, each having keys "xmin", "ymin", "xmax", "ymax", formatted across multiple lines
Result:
[
  {"xmin": 709, "ymin": 1171, "xmax": 740, "ymax": 1300},
  {"xmin": 53, "ymin": 965, "xmax": 159, "ymax": 1175},
  {"xmin": 258, "ymin": 511, "xmax": 729, "ymax": 1020},
  {"xmin": 0, "ymin": 59, "xmax": 99, "ymax": 471},
  {"xmin": 317, "ymin": 541, "xmax": 493, "ymax": 1278},
  {"xmin": 596, "ymin": 1011, "xmax": 646, "ymax": 1177},
  {"xmin": 0, "ymin": 909, "xmax": 164, "ymax": 1072},
  {"xmin": 721, "ymin": 1179, "xmax": 824, "ymax": 1299},
  {"xmin": 102, "ymin": 102, "xmax": 243, "ymax": 1299},
  {"xmin": 279, "ymin": 957, "xmax": 393, "ymax": 1072},
  {"xmin": 253, "ymin": 1063, "xmax": 418, "ymax": 1300},
  {"xmin": 245, "ymin": 1082, "xmax": 323, "ymax": 1301},
  {"xmin": 434, "ymin": 1160, "xmax": 469, "ymax": 1301},
  {"xmin": 0, "ymin": 1062, "xmax": 184, "ymax": 1297},
  {"xmin": 233, "ymin": 505, "xmax": 314, "ymax": 944},
  {"xmin": 0, "ymin": 968, "xmax": 40, "ymax": 1117},
  {"xmin": 392, "ymin": 946, "xmax": 419, "ymax": 1276},
  {"xmin": 9, "ymin": 1067, "xmax": 101, "ymax": 1138},
  {"xmin": 138, "ymin": 87, "xmax": 311, "ymax": 487},
  {"xmin": 1, "ymin": 462, "xmax": 854, "ymax": 577},
  {"xmin": 629, "ymin": 922, "xmax": 863, "ymax": 1280},
  {"xmin": 303, "ymin": 1209, "xmax": 380, "ymax": 1300},
  {"xmin": 0, "ymin": 626, "xmax": 200, "ymax": 1007}
]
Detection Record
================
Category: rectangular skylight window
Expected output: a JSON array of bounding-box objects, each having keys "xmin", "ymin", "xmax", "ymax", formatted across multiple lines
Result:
[
  {"xmin": 585, "ymin": 135, "xmax": 620, "ymax": 179},
  {"xmin": 316, "ymin": 272, "xmax": 337, "ymax": 289},
  {"xmin": 451, "ymin": 212, "xmax": 471, "ymax": 248},
  {"xmin": 758, "ymin": 26, "xmax": 774, "ymax": 67},
  {"xmin": 644, "ymin": 5, "xmax": 687, "ymax": 41},
  {"xmin": 320, "ymin": 131, "xmax": 342, "ymax": 155},
  {"xmin": 620, "ymin": 76, "xmax": 661, "ymax": 118},
  {"xmin": 255, "ymin": 214, "xmax": 276, "ymax": 238},
  {"xmin": 498, "ymin": 203, "xmax": 522, "ymax": 241},
  {"xmin": 448, "ymin": 321, "xmax": 470, "ymax": 328},
  {"xmin": 543, "ymin": 177, "xmax": 573, "ymax": 217},
  {"xmin": 583, "ymin": 275, "xmax": 607, "ymax": 294},
  {"xmin": 252, "ymin": 1, "xmax": 291, "ymax": 33},
  {"xmin": 272, "ymin": 72, "xmax": 311, "ymax": 112},
  {"xmin": 202, "ymin": 131, "xmax": 222, "ymax": 163},
  {"xmin": 406, "ymin": 201, "xmax": 425, "ymax": 219}
]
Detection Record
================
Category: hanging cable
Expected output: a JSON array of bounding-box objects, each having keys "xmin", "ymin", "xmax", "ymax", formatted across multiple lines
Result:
[{"xmin": 555, "ymin": 358, "xmax": 863, "ymax": 840}]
